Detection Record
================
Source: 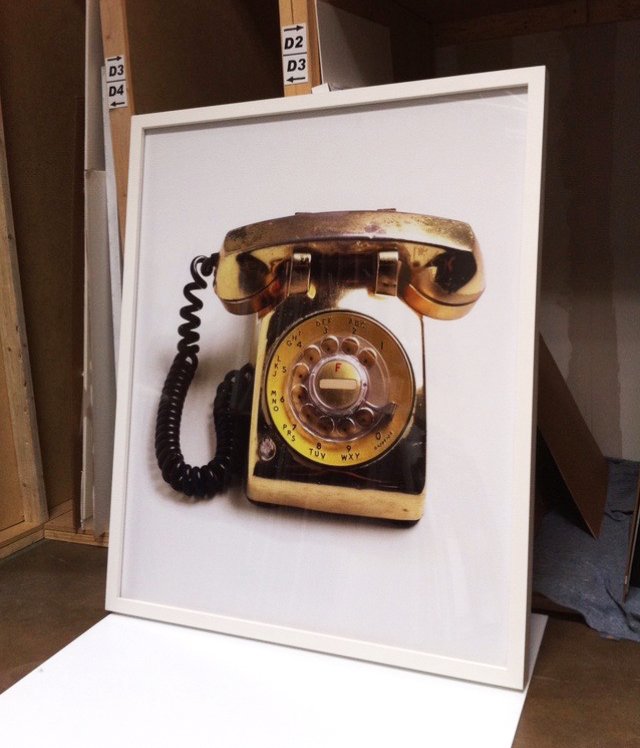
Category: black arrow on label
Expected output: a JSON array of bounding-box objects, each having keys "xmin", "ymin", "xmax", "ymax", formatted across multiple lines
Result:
[
  {"xmin": 106, "ymin": 55, "xmax": 123, "ymax": 62},
  {"xmin": 286, "ymin": 76, "xmax": 306, "ymax": 83},
  {"xmin": 283, "ymin": 25, "xmax": 303, "ymax": 32},
  {"xmin": 110, "ymin": 101, "xmax": 125, "ymax": 107}
]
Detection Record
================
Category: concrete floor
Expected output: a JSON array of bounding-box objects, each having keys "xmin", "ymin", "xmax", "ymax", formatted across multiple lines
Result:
[{"xmin": 1, "ymin": 540, "xmax": 639, "ymax": 746}]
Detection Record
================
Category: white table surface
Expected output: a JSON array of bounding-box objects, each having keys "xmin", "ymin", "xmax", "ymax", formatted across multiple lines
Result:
[{"xmin": 0, "ymin": 613, "xmax": 546, "ymax": 747}]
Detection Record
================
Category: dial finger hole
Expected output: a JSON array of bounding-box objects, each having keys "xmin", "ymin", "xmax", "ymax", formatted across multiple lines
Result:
[
  {"xmin": 301, "ymin": 403, "xmax": 320, "ymax": 424},
  {"xmin": 303, "ymin": 345, "xmax": 322, "ymax": 365},
  {"xmin": 292, "ymin": 362, "xmax": 310, "ymax": 382},
  {"xmin": 341, "ymin": 337, "xmax": 359, "ymax": 355},
  {"xmin": 320, "ymin": 336, "xmax": 339, "ymax": 354},
  {"xmin": 317, "ymin": 416, "xmax": 335, "ymax": 435},
  {"xmin": 337, "ymin": 417, "xmax": 357, "ymax": 436},
  {"xmin": 354, "ymin": 407, "xmax": 375, "ymax": 428},
  {"xmin": 291, "ymin": 384, "xmax": 308, "ymax": 404},
  {"xmin": 358, "ymin": 348, "xmax": 376, "ymax": 368}
]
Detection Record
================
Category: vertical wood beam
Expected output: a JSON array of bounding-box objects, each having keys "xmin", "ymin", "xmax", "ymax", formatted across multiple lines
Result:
[
  {"xmin": 0, "ymin": 94, "xmax": 47, "ymax": 525},
  {"xmin": 99, "ymin": 0, "xmax": 135, "ymax": 249},
  {"xmin": 279, "ymin": 0, "xmax": 323, "ymax": 95}
]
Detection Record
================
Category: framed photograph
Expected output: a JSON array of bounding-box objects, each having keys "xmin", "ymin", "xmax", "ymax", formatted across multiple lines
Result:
[{"xmin": 107, "ymin": 67, "xmax": 546, "ymax": 689}]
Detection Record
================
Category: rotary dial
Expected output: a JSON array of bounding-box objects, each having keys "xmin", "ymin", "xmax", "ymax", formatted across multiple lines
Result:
[{"xmin": 264, "ymin": 310, "xmax": 414, "ymax": 467}]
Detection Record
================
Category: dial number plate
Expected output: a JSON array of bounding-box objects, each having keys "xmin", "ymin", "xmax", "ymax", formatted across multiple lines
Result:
[{"xmin": 265, "ymin": 310, "xmax": 415, "ymax": 467}]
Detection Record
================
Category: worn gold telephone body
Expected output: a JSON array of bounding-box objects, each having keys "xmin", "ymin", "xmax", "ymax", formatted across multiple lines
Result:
[{"xmin": 207, "ymin": 209, "xmax": 485, "ymax": 522}]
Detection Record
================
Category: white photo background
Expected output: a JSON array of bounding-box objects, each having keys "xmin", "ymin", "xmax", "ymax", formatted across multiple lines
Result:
[{"xmin": 110, "ymin": 74, "xmax": 542, "ymax": 688}]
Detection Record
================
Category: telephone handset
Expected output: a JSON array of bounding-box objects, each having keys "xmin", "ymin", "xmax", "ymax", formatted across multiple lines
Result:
[{"xmin": 156, "ymin": 210, "xmax": 484, "ymax": 522}]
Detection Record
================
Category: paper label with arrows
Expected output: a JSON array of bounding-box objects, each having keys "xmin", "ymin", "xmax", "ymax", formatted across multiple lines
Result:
[
  {"xmin": 281, "ymin": 23, "xmax": 309, "ymax": 86},
  {"xmin": 105, "ymin": 55, "xmax": 128, "ymax": 109}
]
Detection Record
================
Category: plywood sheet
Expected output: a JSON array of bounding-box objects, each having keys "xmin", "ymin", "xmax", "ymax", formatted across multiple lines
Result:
[
  {"xmin": 538, "ymin": 336, "xmax": 608, "ymax": 537},
  {"xmin": 0, "ymin": 1, "xmax": 85, "ymax": 511},
  {"xmin": 0, "ymin": 86, "xmax": 47, "ymax": 530}
]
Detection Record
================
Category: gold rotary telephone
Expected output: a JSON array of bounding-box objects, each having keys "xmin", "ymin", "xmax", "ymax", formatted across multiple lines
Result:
[{"xmin": 156, "ymin": 210, "xmax": 484, "ymax": 522}]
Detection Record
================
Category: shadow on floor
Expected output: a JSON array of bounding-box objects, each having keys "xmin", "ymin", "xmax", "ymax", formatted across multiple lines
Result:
[{"xmin": 0, "ymin": 540, "xmax": 108, "ymax": 693}]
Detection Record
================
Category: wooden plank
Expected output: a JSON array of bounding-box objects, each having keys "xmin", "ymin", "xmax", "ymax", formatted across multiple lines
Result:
[
  {"xmin": 279, "ymin": 0, "xmax": 323, "ymax": 95},
  {"xmin": 0, "ymin": 522, "xmax": 44, "ymax": 560},
  {"xmin": 537, "ymin": 335, "xmax": 609, "ymax": 537},
  {"xmin": 44, "ymin": 527, "xmax": 109, "ymax": 548},
  {"xmin": 44, "ymin": 498, "xmax": 75, "ymax": 528},
  {"xmin": 99, "ymin": 0, "xmax": 135, "ymax": 248},
  {"xmin": 44, "ymin": 499, "xmax": 108, "ymax": 547},
  {"xmin": 0, "ymin": 94, "xmax": 47, "ymax": 527},
  {"xmin": 0, "ymin": 355, "xmax": 23, "ymax": 530}
]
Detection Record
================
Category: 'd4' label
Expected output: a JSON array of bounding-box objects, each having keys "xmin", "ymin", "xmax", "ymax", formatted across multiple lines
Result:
[{"xmin": 105, "ymin": 55, "xmax": 128, "ymax": 109}]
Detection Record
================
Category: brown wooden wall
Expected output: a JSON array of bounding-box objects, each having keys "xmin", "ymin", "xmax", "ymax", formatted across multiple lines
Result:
[
  {"xmin": 0, "ymin": 1, "xmax": 85, "ymax": 510},
  {"xmin": 126, "ymin": 0, "xmax": 282, "ymax": 115}
]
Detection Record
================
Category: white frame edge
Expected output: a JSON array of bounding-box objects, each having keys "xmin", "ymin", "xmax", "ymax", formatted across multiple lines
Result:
[{"xmin": 106, "ymin": 66, "xmax": 547, "ymax": 690}]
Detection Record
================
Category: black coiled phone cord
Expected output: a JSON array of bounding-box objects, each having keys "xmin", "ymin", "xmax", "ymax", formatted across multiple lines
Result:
[{"xmin": 154, "ymin": 254, "xmax": 254, "ymax": 498}]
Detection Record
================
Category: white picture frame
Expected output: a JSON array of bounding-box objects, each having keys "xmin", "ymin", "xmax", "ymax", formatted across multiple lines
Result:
[{"xmin": 107, "ymin": 67, "xmax": 546, "ymax": 689}]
